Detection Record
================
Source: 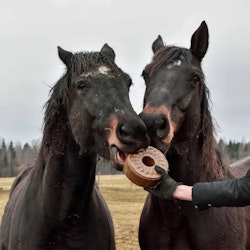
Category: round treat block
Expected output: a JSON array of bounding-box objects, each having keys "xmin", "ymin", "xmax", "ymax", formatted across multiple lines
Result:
[{"xmin": 124, "ymin": 146, "xmax": 168, "ymax": 188}]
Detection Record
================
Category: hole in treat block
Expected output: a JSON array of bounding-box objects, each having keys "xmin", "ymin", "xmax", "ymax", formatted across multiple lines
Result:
[{"xmin": 142, "ymin": 156, "xmax": 155, "ymax": 167}]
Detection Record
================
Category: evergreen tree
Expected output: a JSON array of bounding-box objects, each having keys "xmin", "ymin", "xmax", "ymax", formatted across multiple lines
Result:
[
  {"xmin": 8, "ymin": 141, "xmax": 17, "ymax": 176},
  {"xmin": 0, "ymin": 140, "xmax": 8, "ymax": 177}
]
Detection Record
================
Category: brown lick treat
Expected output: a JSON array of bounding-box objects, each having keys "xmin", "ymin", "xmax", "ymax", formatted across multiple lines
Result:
[{"xmin": 124, "ymin": 146, "xmax": 169, "ymax": 188}]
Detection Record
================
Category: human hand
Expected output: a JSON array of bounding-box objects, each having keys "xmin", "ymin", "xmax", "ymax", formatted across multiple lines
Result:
[{"xmin": 144, "ymin": 165, "xmax": 181, "ymax": 200}]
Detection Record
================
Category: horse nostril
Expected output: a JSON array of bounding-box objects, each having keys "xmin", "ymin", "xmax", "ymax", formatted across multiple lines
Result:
[
  {"xmin": 155, "ymin": 117, "xmax": 166, "ymax": 130},
  {"xmin": 117, "ymin": 120, "xmax": 149, "ymax": 148},
  {"xmin": 140, "ymin": 113, "xmax": 170, "ymax": 139},
  {"xmin": 119, "ymin": 124, "xmax": 131, "ymax": 138},
  {"xmin": 156, "ymin": 116, "xmax": 170, "ymax": 138}
]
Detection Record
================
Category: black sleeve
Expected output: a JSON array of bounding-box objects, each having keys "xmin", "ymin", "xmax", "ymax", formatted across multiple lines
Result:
[{"xmin": 192, "ymin": 169, "xmax": 250, "ymax": 210}]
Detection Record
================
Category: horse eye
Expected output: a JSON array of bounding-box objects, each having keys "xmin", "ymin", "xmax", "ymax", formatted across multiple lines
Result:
[
  {"xmin": 76, "ymin": 80, "xmax": 88, "ymax": 90},
  {"xmin": 192, "ymin": 76, "xmax": 200, "ymax": 85}
]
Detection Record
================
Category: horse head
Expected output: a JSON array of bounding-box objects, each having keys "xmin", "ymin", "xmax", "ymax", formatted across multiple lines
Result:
[
  {"xmin": 140, "ymin": 21, "xmax": 210, "ymax": 155},
  {"xmin": 44, "ymin": 44, "xmax": 150, "ymax": 171}
]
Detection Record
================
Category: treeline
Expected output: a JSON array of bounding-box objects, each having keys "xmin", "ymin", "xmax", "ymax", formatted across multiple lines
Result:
[
  {"xmin": 218, "ymin": 139, "xmax": 250, "ymax": 164},
  {"xmin": 0, "ymin": 138, "xmax": 249, "ymax": 177},
  {"xmin": 0, "ymin": 139, "xmax": 39, "ymax": 177}
]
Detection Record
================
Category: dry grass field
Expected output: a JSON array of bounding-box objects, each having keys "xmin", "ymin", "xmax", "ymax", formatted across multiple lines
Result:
[{"xmin": 0, "ymin": 175, "xmax": 147, "ymax": 250}]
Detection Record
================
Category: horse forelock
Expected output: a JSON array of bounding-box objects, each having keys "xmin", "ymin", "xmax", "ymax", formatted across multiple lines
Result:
[
  {"xmin": 71, "ymin": 51, "xmax": 119, "ymax": 79},
  {"xmin": 143, "ymin": 46, "xmax": 192, "ymax": 79}
]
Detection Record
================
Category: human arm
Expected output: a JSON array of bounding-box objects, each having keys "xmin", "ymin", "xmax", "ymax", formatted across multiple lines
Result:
[
  {"xmin": 192, "ymin": 169, "xmax": 250, "ymax": 209},
  {"xmin": 172, "ymin": 184, "xmax": 192, "ymax": 201},
  {"xmin": 145, "ymin": 166, "xmax": 250, "ymax": 209}
]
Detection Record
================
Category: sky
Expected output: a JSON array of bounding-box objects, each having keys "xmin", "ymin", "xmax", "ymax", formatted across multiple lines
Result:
[{"xmin": 0, "ymin": 0, "xmax": 250, "ymax": 145}]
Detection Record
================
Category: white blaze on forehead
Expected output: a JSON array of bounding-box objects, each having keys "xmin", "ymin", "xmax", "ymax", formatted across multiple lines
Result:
[
  {"xmin": 98, "ymin": 65, "xmax": 111, "ymax": 75},
  {"xmin": 167, "ymin": 60, "xmax": 182, "ymax": 69},
  {"xmin": 173, "ymin": 60, "xmax": 181, "ymax": 66},
  {"xmin": 82, "ymin": 66, "xmax": 111, "ymax": 77}
]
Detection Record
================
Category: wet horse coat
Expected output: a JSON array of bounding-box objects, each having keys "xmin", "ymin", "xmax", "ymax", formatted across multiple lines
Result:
[
  {"xmin": 0, "ymin": 45, "xmax": 149, "ymax": 250},
  {"xmin": 139, "ymin": 21, "xmax": 249, "ymax": 249}
]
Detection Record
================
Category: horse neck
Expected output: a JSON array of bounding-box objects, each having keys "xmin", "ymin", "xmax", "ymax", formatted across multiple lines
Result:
[
  {"xmin": 167, "ymin": 138, "xmax": 204, "ymax": 184},
  {"xmin": 168, "ymin": 133, "xmax": 225, "ymax": 184},
  {"xmin": 36, "ymin": 128, "xmax": 97, "ymax": 221}
]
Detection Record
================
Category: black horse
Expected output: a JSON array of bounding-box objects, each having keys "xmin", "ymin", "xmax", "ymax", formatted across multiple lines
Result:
[
  {"xmin": 139, "ymin": 21, "xmax": 249, "ymax": 249},
  {"xmin": 0, "ymin": 44, "xmax": 149, "ymax": 250}
]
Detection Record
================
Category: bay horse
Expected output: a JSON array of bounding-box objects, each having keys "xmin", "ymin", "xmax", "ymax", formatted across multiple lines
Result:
[
  {"xmin": 0, "ymin": 44, "xmax": 149, "ymax": 249},
  {"xmin": 139, "ymin": 21, "xmax": 249, "ymax": 249}
]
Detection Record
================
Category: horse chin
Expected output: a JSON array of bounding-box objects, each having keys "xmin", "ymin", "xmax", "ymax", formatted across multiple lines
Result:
[{"xmin": 109, "ymin": 145, "xmax": 127, "ymax": 171}]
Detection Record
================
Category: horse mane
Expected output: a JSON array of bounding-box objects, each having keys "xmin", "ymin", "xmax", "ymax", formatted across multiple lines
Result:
[
  {"xmin": 143, "ymin": 46, "xmax": 227, "ymax": 180},
  {"xmin": 200, "ymin": 84, "xmax": 227, "ymax": 179},
  {"xmin": 39, "ymin": 51, "xmax": 119, "ymax": 158}
]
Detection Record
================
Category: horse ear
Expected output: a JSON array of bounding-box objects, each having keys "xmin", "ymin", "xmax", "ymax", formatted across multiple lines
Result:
[
  {"xmin": 190, "ymin": 21, "xmax": 209, "ymax": 61},
  {"xmin": 57, "ymin": 46, "xmax": 73, "ymax": 67},
  {"xmin": 152, "ymin": 35, "xmax": 164, "ymax": 54},
  {"xmin": 101, "ymin": 44, "xmax": 116, "ymax": 61}
]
